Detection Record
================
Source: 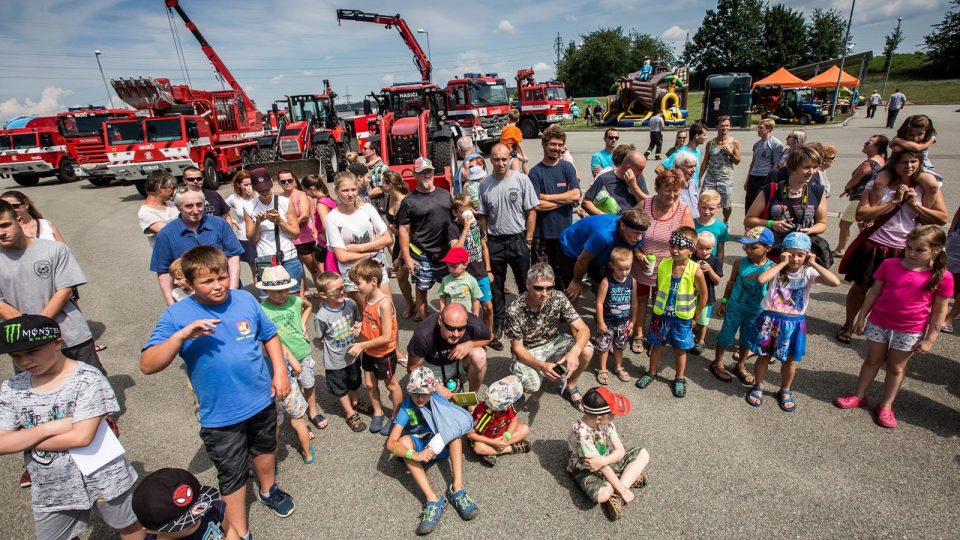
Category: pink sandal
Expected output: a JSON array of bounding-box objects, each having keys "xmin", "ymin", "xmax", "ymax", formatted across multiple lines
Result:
[
  {"xmin": 834, "ymin": 395, "xmax": 868, "ymax": 409},
  {"xmin": 874, "ymin": 407, "xmax": 897, "ymax": 429}
]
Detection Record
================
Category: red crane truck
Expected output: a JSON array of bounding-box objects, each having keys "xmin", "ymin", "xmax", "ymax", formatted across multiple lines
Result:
[
  {"xmin": 515, "ymin": 68, "xmax": 572, "ymax": 139},
  {"xmin": 91, "ymin": 0, "xmax": 263, "ymax": 196}
]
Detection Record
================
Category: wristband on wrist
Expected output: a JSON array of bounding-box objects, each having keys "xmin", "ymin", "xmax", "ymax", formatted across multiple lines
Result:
[
  {"xmin": 721, "ymin": 297, "xmax": 729, "ymax": 304},
  {"xmin": 504, "ymin": 431, "xmax": 512, "ymax": 441},
  {"xmin": 405, "ymin": 449, "xmax": 414, "ymax": 460},
  {"xmin": 766, "ymin": 219, "xmax": 773, "ymax": 228}
]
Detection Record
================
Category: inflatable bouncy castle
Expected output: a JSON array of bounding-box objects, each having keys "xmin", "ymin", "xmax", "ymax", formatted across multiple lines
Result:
[{"xmin": 599, "ymin": 64, "xmax": 689, "ymax": 127}]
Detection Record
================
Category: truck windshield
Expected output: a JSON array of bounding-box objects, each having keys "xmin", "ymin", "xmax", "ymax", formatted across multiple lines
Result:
[
  {"xmin": 545, "ymin": 87, "xmax": 567, "ymax": 101},
  {"xmin": 58, "ymin": 114, "xmax": 114, "ymax": 138},
  {"xmin": 471, "ymin": 84, "xmax": 509, "ymax": 106},
  {"xmin": 11, "ymin": 134, "xmax": 38, "ymax": 150},
  {"xmin": 146, "ymin": 119, "xmax": 182, "ymax": 142},
  {"xmin": 106, "ymin": 122, "xmax": 145, "ymax": 145},
  {"xmin": 288, "ymin": 98, "xmax": 325, "ymax": 124}
]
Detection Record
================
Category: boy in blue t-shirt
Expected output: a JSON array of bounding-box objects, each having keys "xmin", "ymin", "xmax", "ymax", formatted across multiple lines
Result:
[
  {"xmin": 141, "ymin": 245, "xmax": 296, "ymax": 539},
  {"xmin": 385, "ymin": 367, "xmax": 479, "ymax": 536}
]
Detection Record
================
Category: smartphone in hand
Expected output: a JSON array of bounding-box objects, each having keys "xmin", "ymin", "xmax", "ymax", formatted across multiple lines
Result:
[{"xmin": 552, "ymin": 360, "xmax": 568, "ymax": 376}]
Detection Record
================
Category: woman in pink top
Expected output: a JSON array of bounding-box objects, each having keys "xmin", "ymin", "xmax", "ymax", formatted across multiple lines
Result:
[
  {"xmin": 837, "ymin": 150, "xmax": 948, "ymax": 344},
  {"xmin": 278, "ymin": 169, "xmax": 321, "ymax": 296},
  {"xmin": 632, "ymin": 169, "xmax": 695, "ymax": 353},
  {"xmin": 835, "ymin": 226, "xmax": 953, "ymax": 429},
  {"xmin": 301, "ymin": 174, "xmax": 339, "ymax": 276}
]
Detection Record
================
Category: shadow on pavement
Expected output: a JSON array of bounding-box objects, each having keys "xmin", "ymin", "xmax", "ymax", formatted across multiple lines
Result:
[
  {"xmin": 532, "ymin": 438, "xmax": 594, "ymax": 511},
  {"xmin": 107, "ymin": 374, "xmax": 135, "ymax": 419}
]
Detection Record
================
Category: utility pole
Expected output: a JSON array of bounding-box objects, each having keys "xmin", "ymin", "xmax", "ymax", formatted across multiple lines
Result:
[
  {"xmin": 94, "ymin": 50, "xmax": 115, "ymax": 109},
  {"xmin": 554, "ymin": 33, "xmax": 563, "ymax": 66},
  {"xmin": 881, "ymin": 17, "xmax": 903, "ymax": 100},
  {"xmin": 830, "ymin": 0, "xmax": 855, "ymax": 118}
]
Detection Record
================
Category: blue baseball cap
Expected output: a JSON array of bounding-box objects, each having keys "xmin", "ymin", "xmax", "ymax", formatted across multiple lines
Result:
[
  {"xmin": 738, "ymin": 226, "xmax": 774, "ymax": 246},
  {"xmin": 782, "ymin": 232, "xmax": 812, "ymax": 251}
]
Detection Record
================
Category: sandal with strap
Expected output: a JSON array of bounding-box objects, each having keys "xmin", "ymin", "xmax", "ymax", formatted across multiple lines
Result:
[
  {"xmin": 603, "ymin": 493, "xmax": 624, "ymax": 521},
  {"xmin": 353, "ymin": 399, "xmax": 374, "ymax": 415},
  {"xmin": 596, "ymin": 369, "xmax": 610, "ymax": 385},
  {"xmin": 734, "ymin": 366, "xmax": 755, "ymax": 386},
  {"xmin": 630, "ymin": 336, "xmax": 645, "ymax": 355},
  {"xmin": 672, "ymin": 378, "xmax": 687, "ymax": 398},
  {"xmin": 778, "ymin": 389, "xmax": 798, "ymax": 412},
  {"xmin": 561, "ymin": 386, "xmax": 584, "ymax": 412},
  {"xmin": 615, "ymin": 367, "xmax": 631, "ymax": 382},
  {"xmin": 710, "ymin": 362, "xmax": 733, "ymax": 382},
  {"xmin": 346, "ymin": 413, "xmax": 367, "ymax": 432},
  {"xmin": 836, "ymin": 326, "xmax": 853, "ymax": 344},
  {"xmin": 745, "ymin": 386, "xmax": 764, "ymax": 408}
]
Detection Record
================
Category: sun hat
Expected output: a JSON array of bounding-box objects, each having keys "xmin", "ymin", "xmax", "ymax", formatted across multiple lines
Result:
[
  {"xmin": 466, "ymin": 165, "xmax": 486, "ymax": 181},
  {"xmin": 256, "ymin": 265, "xmax": 296, "ymax": 290}
]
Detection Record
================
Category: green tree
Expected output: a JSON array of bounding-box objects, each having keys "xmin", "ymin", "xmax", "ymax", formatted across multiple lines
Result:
[
  {"xmin": 556, "ymin": 27, "xmax": 673, "ymax": 96},
  {"xmin": 760, "ymin": 4, "xmax": 807, "ymax": 73},
  {"xmin": 806, "ymin": 8, "xmax": 848, "ymax": 63},
  {"xmin": 682, "ymin": 0, "xmax": 765, "ymax": 79},
  {"xmin": 882, "ymin": 21, "xmax": 904, "ymax": 71},
  {"xmin": 923, "ymin": 0, "xmax": 960, "ymax": 77}
]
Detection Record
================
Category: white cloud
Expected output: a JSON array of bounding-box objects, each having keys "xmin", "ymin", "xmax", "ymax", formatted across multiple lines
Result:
[
  {"xmin": 565, "ymin": 15, "xmax": 577, "ymax": 21},
  {"xmin": 269, "ymin": 74, "xmax": 286, "ymax": 84},
  {"xmin": 662, "ymin": 25, "xmax": 689, "ymax": 42},
  {"xmin": 531, "ymin": 61, "xmax": 556, "ymax": 80},
  {"xmin": 382, "ymin": 74, "xmax": 396, "ymax": 85},
  {"xmin": 0, "ymin": 87, "xmax": 74, "ymax": 122},
  {"xmin": 498, "ymin": 20, "xmax": 516, "ymax": 34},
  {"xmin": 301, "ymin": 70, "xmax": 314, "ymax": 76}
]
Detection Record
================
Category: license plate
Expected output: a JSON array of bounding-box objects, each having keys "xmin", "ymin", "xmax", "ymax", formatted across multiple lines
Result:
[{"xmin": 140, "ymin": 164, "xmax": 160, "ymax": 173}]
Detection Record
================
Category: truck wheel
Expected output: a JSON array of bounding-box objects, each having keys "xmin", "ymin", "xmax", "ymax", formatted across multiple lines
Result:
[
  {"xmin": 519, "ymin": 118, "xmax": 539, "ymax": 139},
  {"xmin": 87, "ymin": 176, "xmax": 113, "ymax": 187},
  {"xmin": 799, "ymin": 113, "xmax": 811, "ymax": 125},
  {"xmin": 56, "ymin": 158, "xmax": 79, "ymax": 183},
  {"xmin": 202, "ymin": 157, "xmax": 220, "ymax": 190},
  {"xmin": 316, "ymin": 144, "xmax": 338, "ymax": 183},
  {"xmin": 12, "ymin": 174, "xmax": 40, "ymax": 187},
  {"xmin": 430, "ymin": 138, "xmax": 455, "ymax": 175},
  {"xmin": 134, "ymin": 181, "xmax": 148, "ymax": 198}
]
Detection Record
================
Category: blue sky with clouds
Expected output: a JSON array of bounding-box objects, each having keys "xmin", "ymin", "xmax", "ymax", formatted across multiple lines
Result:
[{"xmin": 0, "ymin": 0, "xmax": 948, "ymax": 122}]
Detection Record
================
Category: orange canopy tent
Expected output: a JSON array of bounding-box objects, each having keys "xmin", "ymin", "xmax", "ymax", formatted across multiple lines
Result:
[
  {"xmin": 752, "ymin": 67, "xmax": 805, "ymax": 88},
  {"xmin": 804, "ymin": 65, "xmax": 860, "ymax": 88}
]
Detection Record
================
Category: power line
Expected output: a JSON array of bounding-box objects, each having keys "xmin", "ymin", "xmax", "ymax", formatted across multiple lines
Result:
[{"xmin": 554, "ymin": 33, "xmax": 563, "ymax": 66}]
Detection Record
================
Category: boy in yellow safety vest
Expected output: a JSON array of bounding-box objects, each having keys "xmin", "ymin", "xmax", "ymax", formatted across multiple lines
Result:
[{"xmin": 635, "ymin": 226, "xmax": 708, "ymax": 398}]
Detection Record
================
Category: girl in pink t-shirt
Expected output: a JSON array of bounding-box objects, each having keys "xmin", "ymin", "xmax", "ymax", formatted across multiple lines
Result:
[{"xmin": 835, "ymin": 226, "xmax": 953, "ymax": 428}]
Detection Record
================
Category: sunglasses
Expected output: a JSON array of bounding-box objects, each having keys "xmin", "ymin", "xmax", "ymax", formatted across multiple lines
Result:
[
  {"xmin": 278, "ymin": 179, "xmax": 296, "ymax": 185},
  {"xmin": 183, "ymin": 176, "xmax": 203, "ymax": 182},
  {"xmin": 607, "ymin": 136, "xmax": 619, "ymax": 140},
  {"xmin": 531, "ymin": 284, "xmax": 553, "ymax": 292},
  {"xmin": 8, "ymin": 202, "xmax": 24, "ymax": 209},
  {"xmin": 440, "ymin": 319, "xmax": 468, "ymax": 332},
  {"xmin": 621, "ymin": 220, "xmax": 648, "ymax": 232},
  {"xmin": 326, "ymin": 286, "xmax": 345, "ymax": 296}
]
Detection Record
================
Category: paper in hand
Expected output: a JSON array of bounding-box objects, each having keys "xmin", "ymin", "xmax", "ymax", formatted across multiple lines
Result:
[{"xmin": 69, "ymin": 419, "xmax": 126, "ymax": 475}]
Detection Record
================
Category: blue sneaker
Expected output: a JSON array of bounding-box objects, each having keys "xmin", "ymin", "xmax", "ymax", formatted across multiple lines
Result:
[
  {"xmin": 257, "ymin": 484, "xmax": 295, "ymax": 517},
  {"xmin": 369, "ymin": 415, "xmax": 386, "ymax": 434},
  {"xmin": 416, "ymin": 498, "xmax": 446, "ymax": 535},
  {"xmin": 446, "ymin": 484, "xmax": 479, "ymax": 521}
]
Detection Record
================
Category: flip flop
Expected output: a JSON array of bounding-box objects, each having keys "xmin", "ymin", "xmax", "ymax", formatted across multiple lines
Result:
[
  {"xmin": 778, "ymin": 389, "xmax": 798, "ymax": 412},
  {"xmin": 709, "ymin": 362, "xmax": 733, "ymax": 382},
  {"xmin": 745, "ymin": 386, "xmax": 764, "ymax": 407},
  {"xmin": 401, "ymin": 306, "xmax": 414, "ymax": 320}
]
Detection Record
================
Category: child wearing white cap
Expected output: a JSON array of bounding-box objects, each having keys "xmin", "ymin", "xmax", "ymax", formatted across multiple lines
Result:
[{"xmin": 467, "ymin": 375, "xmax": 530, "ymax": 466}]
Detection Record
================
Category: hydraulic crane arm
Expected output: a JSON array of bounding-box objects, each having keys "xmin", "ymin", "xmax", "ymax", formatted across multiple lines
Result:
[
  {"xmin": 336, "ymin": 9, "xmax": 432, "ymax": 83},
  {"xmin": 165, "ymin": 0, "xmax": 257, "ymax": 109}
]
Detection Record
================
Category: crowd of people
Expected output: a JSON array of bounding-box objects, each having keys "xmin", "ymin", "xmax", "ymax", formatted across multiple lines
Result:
[{"xmin": 0, "ymin": 105, "xmax": 956, "ymax": 538}]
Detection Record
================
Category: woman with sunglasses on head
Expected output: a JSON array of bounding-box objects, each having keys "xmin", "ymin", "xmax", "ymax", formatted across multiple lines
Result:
[
  {"xmin": 277, "ymin": 169, "xmax": 322, "ymax": 297},
  {"xmin": 1, "ymin": 191, "xmax": 65, "ymax": 243}
]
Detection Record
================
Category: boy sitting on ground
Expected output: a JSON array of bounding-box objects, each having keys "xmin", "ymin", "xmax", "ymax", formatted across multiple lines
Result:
[{"xmin": 467, "ymin": 375, "xmax": 530, "ymax": 467}]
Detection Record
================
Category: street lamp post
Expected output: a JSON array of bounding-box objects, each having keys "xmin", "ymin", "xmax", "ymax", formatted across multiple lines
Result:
[
  {"xmin": 416, "ymin": 28, "xmax": 431, "ymax": 81},
  {"xmin": 881, "ymin": 17, "xmax": 903, "ymax": 101},
  {"xmin": 830, "ymin": 0, "xmax": 856, "ymax": 118},
  {"xmin": 94, "ymin": 50, "xmax": 115, "ymax": 109}
]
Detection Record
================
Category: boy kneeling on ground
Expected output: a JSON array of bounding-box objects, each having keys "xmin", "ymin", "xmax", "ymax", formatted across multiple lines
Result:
[{"xmin": 385, "ymin": 367, "xmax": 479, "ymax": 536}]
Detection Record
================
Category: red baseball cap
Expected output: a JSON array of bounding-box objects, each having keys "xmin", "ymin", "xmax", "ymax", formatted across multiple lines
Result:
[
  {"xmin": 583, "ymin": 387, "xmax": 631, "ymax": 416},
  {"xmin": 441, "ymin": 247, "xmax": 469, "ymax": 264}
]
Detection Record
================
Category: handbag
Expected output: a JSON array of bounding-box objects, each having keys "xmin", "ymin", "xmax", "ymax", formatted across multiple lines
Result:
[{"xmin": 255, "ymin": 195, "xmax": 284, "ymax": 280}]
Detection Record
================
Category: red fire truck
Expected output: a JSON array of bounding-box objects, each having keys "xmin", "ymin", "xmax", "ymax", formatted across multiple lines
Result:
[
  {"xmin": 58, "ymin": 106, "xmax": 139, "ymax": 186},
  {"xmin": 445, "ymin": 73, "xmax": 510, "ymax": 153},
  {"xmin": 515, "ymin": 68, "xmax": 572, "ymax": 139},
  {"xmin": 90, "ymin": 0, "xmax": 263, "ymax": 196},
  {"xmin": 0, "ymin": 116, "xmax": 69, "ymax": 186}
]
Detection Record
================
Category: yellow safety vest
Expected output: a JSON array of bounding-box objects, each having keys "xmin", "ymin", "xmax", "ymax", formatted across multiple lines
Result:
[{"xmin": 652, "ymin": 259, "xmax": 699, "ymax": 319}]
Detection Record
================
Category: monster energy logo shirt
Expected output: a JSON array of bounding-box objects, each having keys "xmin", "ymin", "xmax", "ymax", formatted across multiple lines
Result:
[
  {"xmin": 0, "ymin": 239, "xmax": 93, "ymax": 348},
  {"xmin": 0, "ymin": 363, "xmax": 137, "ymax": 511}
]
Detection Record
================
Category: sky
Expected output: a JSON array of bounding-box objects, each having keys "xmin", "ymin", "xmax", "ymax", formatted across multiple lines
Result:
[{"xmin": 0, "ymin": 0, "xmax": 948, "ymax": 123}]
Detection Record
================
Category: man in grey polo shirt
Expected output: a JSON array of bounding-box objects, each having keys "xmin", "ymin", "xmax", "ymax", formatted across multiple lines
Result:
[
  {"xmin": 477, "ymin": 143, "xmax": 539, "ymax": 347},
  {"xmin": 886, "ymin": 88, "xmax": 906, "ymax": 129}
]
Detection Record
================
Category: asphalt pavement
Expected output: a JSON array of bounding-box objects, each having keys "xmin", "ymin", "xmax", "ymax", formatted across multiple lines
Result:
[{"xmin": 1, "ymin": 105, "xmax": 958, "ymax": 539}]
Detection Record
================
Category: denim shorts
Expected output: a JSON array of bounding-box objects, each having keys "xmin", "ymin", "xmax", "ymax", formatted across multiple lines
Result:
[{"xmin": 411, "ymin": 253, "xmax": 449, "ymax": 291}]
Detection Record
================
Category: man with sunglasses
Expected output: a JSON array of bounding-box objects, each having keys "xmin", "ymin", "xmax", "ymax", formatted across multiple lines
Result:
[
  {"xmin": 505, "ymin": 263, "xmax": 593, "ymax": 411},
  {"xmin": 582, "ymin": 144, "xmax": 650, "ymax": 216},
  {"xmin": 406, "ymin": 303, "xmax": 491, "ymax": 392},
  {"xmin": 559, "ymin": 208, "xmax": 650, "ymax": 303},
  {"xmin": 591, "ymin": 129, "xmax": 619, "ymax": 178},
  {"xmin": 182, "ymin": 166, "xmax": 233, "ymax": 229}
]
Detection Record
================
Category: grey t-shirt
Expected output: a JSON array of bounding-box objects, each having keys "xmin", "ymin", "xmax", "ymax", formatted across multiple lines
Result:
[
  {"xmin": 0, "ymin": 363, "xmax": 137, "ymax": 512},
  {"xmin": 888, "ymin": 92, "xmax": 906, "ymax": 110},
  {"xmin": 750, "ymin": 137, "xmax": 785, "ymax": 177},
  {"xmin": 477, "ymin": 171, "xmax": 540, "ymax": 236},
  {"xmin": 0, "ymin": 239, "xmax": 92, "ymax": 347},
  {"xmin": 647, "ymin": 114, "xmax": 664, "ymax": 132},
  {"xmin": 314, "ymin": 298, "xmax": 361, "ymax": 370}
]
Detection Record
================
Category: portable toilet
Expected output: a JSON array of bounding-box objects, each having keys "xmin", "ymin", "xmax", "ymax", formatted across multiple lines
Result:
[{"xmin": 702, "ymin": 73, "xmax": 752, "ymax": 128}]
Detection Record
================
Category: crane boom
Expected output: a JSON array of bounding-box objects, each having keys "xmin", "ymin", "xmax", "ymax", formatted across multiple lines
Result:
[
  {"xmin": 336, "ymin": 9, "xmax": 432, "ymax": 83},
  {"xmin": 165, "ymin": 0, "xmax": 257, "ymax": 111}
]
